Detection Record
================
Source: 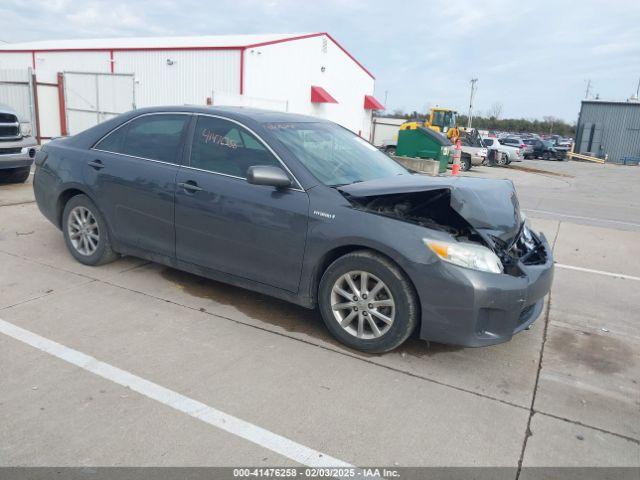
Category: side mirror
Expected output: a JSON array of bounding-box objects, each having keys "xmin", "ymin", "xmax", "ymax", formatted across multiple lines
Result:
[{"xmin": 246, "ymin": 165, "xmax": 292, "ymax": 188}]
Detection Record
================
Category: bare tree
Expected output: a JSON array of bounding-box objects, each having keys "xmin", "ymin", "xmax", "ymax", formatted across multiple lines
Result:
[
  {"xmin": 490, "ymin": 102, "xmax": 503, "ymax": 119},
  {"xmin": 543, "ymin": 115, "xmax": 556, "ymax": 134}
]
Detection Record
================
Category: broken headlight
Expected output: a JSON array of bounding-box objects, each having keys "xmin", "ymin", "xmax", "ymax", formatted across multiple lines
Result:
[{"xmin": 423, "ymin": 238, "xmax": 503, "ymax": 274}]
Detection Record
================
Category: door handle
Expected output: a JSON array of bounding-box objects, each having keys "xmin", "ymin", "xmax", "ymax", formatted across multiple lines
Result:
[
  {"xmin": 87, "ymin": 159, "xmax": 104, "ymax": 170},
  {"xmin": 178, "ymin": 181, "xmax": 203, "ymax": 192}
]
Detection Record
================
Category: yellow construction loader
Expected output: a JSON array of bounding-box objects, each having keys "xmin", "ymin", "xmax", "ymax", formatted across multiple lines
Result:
[{"xmin": 400, "ymin": 107, "xmax": 460, "ymax": 142}]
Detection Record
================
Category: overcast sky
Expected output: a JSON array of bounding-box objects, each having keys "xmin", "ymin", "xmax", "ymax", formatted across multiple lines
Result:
[{"xmin": 1, "ymin": 0, "xmax": 639, "ymax": 122}]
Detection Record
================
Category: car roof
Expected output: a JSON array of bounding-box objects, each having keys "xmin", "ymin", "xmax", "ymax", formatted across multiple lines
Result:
[{"xmin": 132, "ymin": 105, "xmax": 325, "ymax": 125}]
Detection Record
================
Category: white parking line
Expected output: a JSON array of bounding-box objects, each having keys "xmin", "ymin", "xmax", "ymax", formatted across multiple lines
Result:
[
  {"xmin": 524, "ymin": 209, "xmax": 640, "ymax": 228},
  {"xmin": 555, "ymin": 263, "xmax": 640, "ymax": 282},
  {"xmin": 0, "ymin": 318, "xmax": 353, "ymax": 469}
]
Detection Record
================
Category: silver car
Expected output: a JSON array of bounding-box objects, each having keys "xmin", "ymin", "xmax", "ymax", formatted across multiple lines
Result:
[{"xmin": 0, "ymin": 103, "xmax": 37, "ymax": 183}]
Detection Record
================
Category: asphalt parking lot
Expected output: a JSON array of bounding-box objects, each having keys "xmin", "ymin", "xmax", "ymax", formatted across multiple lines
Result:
[{"xmin": 1, "ymin": 160, "xmax": 639, "ymax": 473}]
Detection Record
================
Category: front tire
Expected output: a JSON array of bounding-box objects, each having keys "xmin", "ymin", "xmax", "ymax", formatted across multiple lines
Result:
[
  {"xmin": 318, "ymin": 250, "xmax": 418, "ymax": 353},
  {"xmin": 385, "ymin": 146, "xmax": 396, "ymax": 156},
  {"xmin": 62, "ymin": 194, "xmax": 119, "ymax": 266},
  {"xmin": 498, "ymin": 153, "xmax": 508, "ymax": 166}
]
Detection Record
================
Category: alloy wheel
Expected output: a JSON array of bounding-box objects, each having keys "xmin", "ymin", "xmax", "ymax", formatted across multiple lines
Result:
[
  {"xmin": 330, "ymin": 271, "xmax": 395, "ymax": 339},
  {"xmin": 68, "ymin": 206, "xmax": 100, "ymax": 256}
]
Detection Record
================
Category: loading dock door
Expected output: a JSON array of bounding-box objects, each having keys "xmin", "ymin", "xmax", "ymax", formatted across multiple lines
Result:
[{"xmin": 63, "ymin": 71, "xmax": 135, "ymax": 135}]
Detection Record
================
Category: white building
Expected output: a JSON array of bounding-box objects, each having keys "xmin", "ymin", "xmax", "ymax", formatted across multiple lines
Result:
[{"xmin": 0, "ymin": 33, "xmax": 384, "ymax": 139}]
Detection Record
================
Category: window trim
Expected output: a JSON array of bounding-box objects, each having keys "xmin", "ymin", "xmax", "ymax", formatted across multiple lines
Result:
[
  {"xmin": 91, "ymin": 111, "xmax": 193, "ymax": 165},
  {"xmin": 184, "ymin": 113, "xmax": 304, "ymax": 191}
]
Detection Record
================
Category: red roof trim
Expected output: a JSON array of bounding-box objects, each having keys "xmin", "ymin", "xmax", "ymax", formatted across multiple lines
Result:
[
  {"xmin": 0, "ymin": 46, "xmax": 244, "ymax": 53},
  {"xmin": 364, "ymin": 94, "xmax": 384, "ymax": 110},
  {"xmin": 244, "ymin": 32, "xmax": 374, "ymax": 80},
  {"xmin": 311, "ymin": 86, "xmax": 337, "ymax": 103},
  {"xmin": 323, "ymin": 33, "xmax": 374, "ymax": 80},
  {"xmin": 0, "ymin": 32, "xmax": 374, "ymax": 80},
  {"xmin": 244, "ymin": 33, "xmax": 324, "ymax": 49}
]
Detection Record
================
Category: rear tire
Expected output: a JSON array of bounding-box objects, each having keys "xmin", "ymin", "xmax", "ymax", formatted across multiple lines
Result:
[
  {"xmin": 385, "ymin": 146, "xmax": 396, "ymax": 156},
  {"xmin": 318, "ymin": 250, "xmax": 418, "ymax": 353},
  {"xmin": 498, "ymin": 153, "xmax": 508, "ymax": 166},
  {"xmin": 542, "ymin": 152, "xmax": 551, "ymax": 160},
  {"xmin": 62, "ymin": 194, "xmax": 119, "ymax": 266},
  {"xmin": 0, "ymin": 166, "xmax": 30, "ymax": 184}
]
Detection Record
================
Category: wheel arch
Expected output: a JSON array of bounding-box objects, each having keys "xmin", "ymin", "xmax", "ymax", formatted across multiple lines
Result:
[
  {"xmin": 55, "ymin": 186, "xmax": 96, "ymax": 228},
  {"xmin": 310, "ymin": 244, "xmax": 420, "ymax": 318}
]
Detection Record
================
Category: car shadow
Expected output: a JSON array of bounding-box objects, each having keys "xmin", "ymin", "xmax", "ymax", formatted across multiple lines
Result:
[{"xmin": 160, "ymin": 267, "xmax": 462, "ymax": 359}]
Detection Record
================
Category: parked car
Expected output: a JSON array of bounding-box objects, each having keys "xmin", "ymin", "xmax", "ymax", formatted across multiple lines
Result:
[
  {"xmin": 0, "ymin": 103, "xmax": 37, "ymax": 183},
  {"xmin": 458, "ymin": 138, "xmax": 487, "ymax": 171},
  {"xmin": 448, "ymin": 129, "xmax": 487, "ymax": 171},
  {"xmin": 526, "ymin": 138, "xmax": 567, "ymax": 160},
  {"xmin": 33, "ymin": 106, "xmax": 553, "ymax": 353},
  {"xmin": 481, "ymin": 137, "xmax": 523, "ymax": 165},
  {"xmin": 556, "ymin": 138, "xmax": 573, "ymax": 148},
  {"xmin": 500, "ymin": 136, "xmax": 533, "ymax": 158}
]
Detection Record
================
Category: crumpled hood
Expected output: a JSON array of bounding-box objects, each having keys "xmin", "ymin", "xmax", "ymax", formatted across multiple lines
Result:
[{"xmin": 338, "ymin": 174, "xmax": 522, "ymax": 245}]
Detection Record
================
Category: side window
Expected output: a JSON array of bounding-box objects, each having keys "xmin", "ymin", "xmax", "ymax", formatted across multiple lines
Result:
[
  {"xmin": 190, "ymin": 116, "xmax": 280, "ymax": 178},
  {"xmin": 94, "ymin": 123, "xmax": 127, "ymax": 153},
  {"xmin": 95, "ymin": 114, "xmax": 189, "ymax": 163}
]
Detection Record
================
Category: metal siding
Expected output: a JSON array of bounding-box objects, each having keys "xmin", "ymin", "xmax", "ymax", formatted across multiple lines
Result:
[
  {"xmin": 36, "ymin": 84, "xmax": 61, "ymax": 139},
  {"xmin": 244, "ymin": 34, "xmax": 375, "ymax": 136},
  {"xmin": 577, "ymin": 102, "xmax": 640, "ymax": 162},
  {"xmin": 0, "ymin": 69, "xmax": 32, "ymax": 122},
  {"xmin": 34, "ymin": 51, "xmax": 111, "ymax": 82},
  {"xmin": 113, "ymin": 49, "xmax": 240, "ymax": 108},
  {"xmin": 0, "ymin": 52, "xmax": 32, "ymax": 69}
]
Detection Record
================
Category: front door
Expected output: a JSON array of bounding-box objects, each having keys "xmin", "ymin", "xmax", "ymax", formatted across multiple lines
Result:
[
  {"xmin": 175, "ymin": 115, "xmax": 308, "ymax": 293},
  {"xmin": 88, "ymin": 113, "xmax": 191, "ymax": 257}
]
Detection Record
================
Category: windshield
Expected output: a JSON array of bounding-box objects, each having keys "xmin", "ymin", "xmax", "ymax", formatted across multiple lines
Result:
[
  {"xmin": 443, "ymin": 111, "xmax": 456, "ymax": 128},
  {"xmin": 265, "ymin": 122, "xmax": 408, "ymax": 186}
]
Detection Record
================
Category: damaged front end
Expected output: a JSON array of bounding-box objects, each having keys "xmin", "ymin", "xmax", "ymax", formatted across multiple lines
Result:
[{"xmin": 338, "ymin": 175, "xmax": 548, "ymax": 276}]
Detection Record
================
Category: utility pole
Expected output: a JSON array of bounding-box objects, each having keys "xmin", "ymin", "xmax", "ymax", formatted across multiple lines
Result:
[
  {"xmin": 635, "ymin": 77, "xmax": 640, "ymax": 99},
  {"xmin": 383, "ymin": 90, "xmax": 388, "ymax": 110},
  {"xmin": 585, "ymin": 79, "xmax": 592, "ymax": 99},
  {"xmin": 467, "ymin": 78, "xmax": 478, "ymax": 129}
]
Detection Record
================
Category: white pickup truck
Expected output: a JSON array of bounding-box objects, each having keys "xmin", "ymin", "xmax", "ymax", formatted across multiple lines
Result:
[{"xmin": 0, "ymin": 103, "xmax": 37, "ymax": 183}]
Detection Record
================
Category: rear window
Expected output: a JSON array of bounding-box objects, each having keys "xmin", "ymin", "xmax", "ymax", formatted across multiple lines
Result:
[{"xmin": 95, "ymin": 114, "xmax": 189, "ymax": 163}]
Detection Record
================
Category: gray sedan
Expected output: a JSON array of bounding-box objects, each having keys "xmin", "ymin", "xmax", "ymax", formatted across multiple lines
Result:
[{"xmin": 33, "ymin": 106, "xmax": 553, "ymax": 353}]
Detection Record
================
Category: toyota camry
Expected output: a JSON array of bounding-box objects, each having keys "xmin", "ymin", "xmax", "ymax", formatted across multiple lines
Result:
[{"xmin": 33, "ymin": 106, "xmax": 553, "ymax": 353}]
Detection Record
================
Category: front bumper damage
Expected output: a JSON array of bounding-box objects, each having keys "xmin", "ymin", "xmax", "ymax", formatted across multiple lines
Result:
[
  {"xmin": 338, "ymin": 175, "xmax": 554, "ymax": 347},
  {"xmin": 414, "ymin": 230, "xmax": 554, "ymax": 347}
]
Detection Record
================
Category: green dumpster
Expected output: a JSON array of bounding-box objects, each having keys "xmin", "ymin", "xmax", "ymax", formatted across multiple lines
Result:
[{"xmin": 395, "ymin": 127, "xmax": 452, "ymax": 173}]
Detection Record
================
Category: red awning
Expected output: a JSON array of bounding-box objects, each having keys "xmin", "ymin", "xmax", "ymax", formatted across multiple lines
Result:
[
  {"xmin": 364, "ymin": 94, "xmax": 384, "ymax": 110},
  {"xmin": 310, "ymin": 86, "xmax": 338, "ymax": 103}
]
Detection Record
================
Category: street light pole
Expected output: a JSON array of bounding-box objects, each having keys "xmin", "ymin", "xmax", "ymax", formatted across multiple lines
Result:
[{"xmin": 467, "ymin": 78, "xmax": 478, "ymax": 129}]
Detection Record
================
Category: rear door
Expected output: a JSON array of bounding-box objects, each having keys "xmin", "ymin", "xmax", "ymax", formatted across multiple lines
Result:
[
  {"xmin": 89, "ymin": 112, "xmax": 191, "ymax": 257},
  {"xmin": 174, "ymin": 114, "xmax": 309, "ymax": 293}
]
